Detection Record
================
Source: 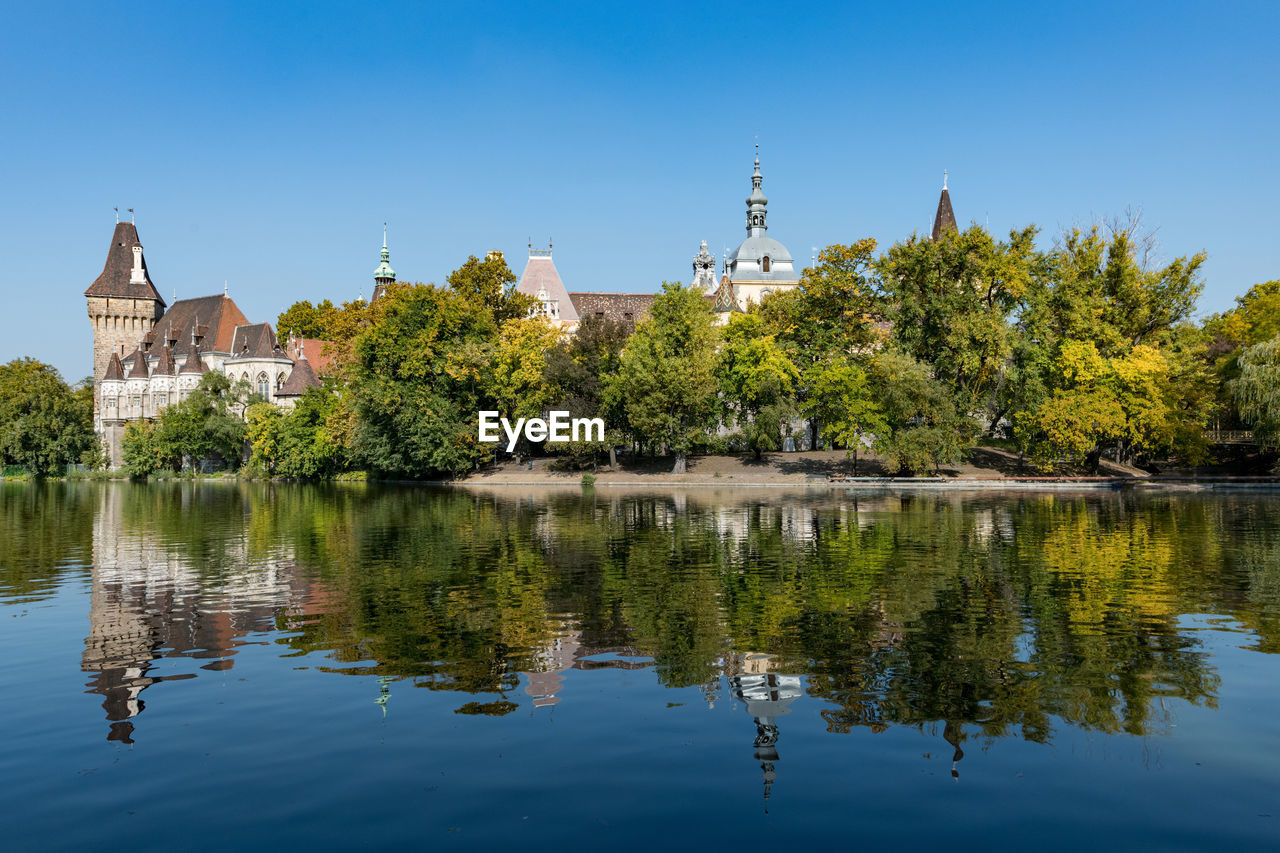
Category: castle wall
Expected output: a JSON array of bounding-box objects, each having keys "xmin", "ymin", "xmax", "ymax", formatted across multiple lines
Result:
[{"xmin": 87, "ymin": 295, "xmax": 163, "ymax": 395}]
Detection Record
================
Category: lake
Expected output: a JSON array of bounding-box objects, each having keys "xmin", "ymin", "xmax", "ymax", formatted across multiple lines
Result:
[{"xmin": 3, "ymin": 482, "xmax": 1279, "ymax": 850}]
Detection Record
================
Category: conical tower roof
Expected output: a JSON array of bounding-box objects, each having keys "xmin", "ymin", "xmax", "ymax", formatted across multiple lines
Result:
[
  {"xmin": 85, "ymin": 222, "xmax": 167, "ymax": 305},
  {"xmin": 277, "ymin": 353, "xmax": 321, "ymax": 397},
  {"xmin": 931, "ymin": 172, "xmax": 957, "ymax": 241},
  {"xmin": 713, "ymin": 273, "xmax": 743, "ymax": 314},
  {"xmin": 126, "ymin": 348, "xmax": 149, "ymax": 379},
  {"xmin": 102, "ymin": 352, "xmax": 125, "ymax": 381},
  {"xmin": 153, "ymin": 345, "xmax": 176, "ymax": 376},
  {"xmin": 180, "ymin": 343, "xmax": 208, "ymax": 374}
]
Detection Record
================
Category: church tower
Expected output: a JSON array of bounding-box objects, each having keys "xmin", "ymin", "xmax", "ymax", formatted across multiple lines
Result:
[
  {"xmin": 371, "ymin": 223, "xmax": 395, "ymax": 302},
  {"xmin": 692, "ymin": 240, "xmax": 717, "ymax": 292},
  {"xmin": 724, "ymin": 145, "xmax": 799, "ymax": 307},
  {"xmin": 85, "ymin": 221, "xmax": 166, "ymax": 393},
  {"xmin": 931, "ymin": 171, "xmax": 958, "ymax": 240}
]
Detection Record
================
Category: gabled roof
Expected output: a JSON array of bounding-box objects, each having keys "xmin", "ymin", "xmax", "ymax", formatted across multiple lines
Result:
[
  {"xmin": 517, "ymin": 254, "xmax": 579, "ymax": 324},
  {"xmin": 126, "ymin": 348, "xmax": 149, "ymax": 379},
  {"xmin": 932, "ymin": 187, "xmax": 957, "ymax": 241},
  {"xmin": 149, "ymin": 295, "xmax": 249, "ymax": 356},
  {"xmin": 276, "ymin": 357, "xmax": 321, "ymax": 397},
  {"xmin": 153, "ymin": 345, "xmax": 176, "ymax": 376},
  {"xmin": 84, "ymin": 222, "xmax": 167, "ymax": 304},
  {"xmin": 102, "ymin": 352, "xmax": 125, "ymax": 382},
  {"xmin": 228, "ymin": 323, "xmax": 283, "ymax": 360}
]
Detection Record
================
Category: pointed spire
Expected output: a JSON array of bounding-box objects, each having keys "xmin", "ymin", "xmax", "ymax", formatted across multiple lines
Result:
[
  {"xmin": 374, "ymin": 223, "xmax": 396, "ymax": 286},
  {"xmin": 713, "ymin": 273, "xmax": 744, "ymax": 314},
  {"xmin": 745, "ymin": 142, "xmax": 768, "ymax": 236},
  {"xmin": 126, "ymin": 346, "xmax": 149, "ymax": 379},
  {"xmin": 931, "ymin": 173, "xmax": 957, "ymax": 241},
  {"xmin": 102, "ymin": 352, "xmax": 125, "ymax": 381}
]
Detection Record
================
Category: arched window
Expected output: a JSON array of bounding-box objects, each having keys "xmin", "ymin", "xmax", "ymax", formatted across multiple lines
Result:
[
  {"xmin": 257, "ymin": 372, "xmax": 269, "ymax": 398},
  {"xmin": 277, "ymin": 372, "xmax": 287, "ymax": 391},
  {"xmin": 761, "ymin": 256, "xmax": 771, "ymax": 272}
]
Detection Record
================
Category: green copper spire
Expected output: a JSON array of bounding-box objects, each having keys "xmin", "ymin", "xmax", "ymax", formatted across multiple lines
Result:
[{"xmin": 373, "ymin": 222, "xmax": 395, "ymax": 285}]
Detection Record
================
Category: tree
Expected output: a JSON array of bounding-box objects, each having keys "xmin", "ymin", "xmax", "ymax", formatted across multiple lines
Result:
[
  {"xmin": 804, "ymin": 361, "xmax": 887, "ymax": 473},
  {"xmin": 1231, "ymin": 336, "xmax": 1280, "ymax": 450},
  {"xmin": 447, "ymin": 253, "xmax": 536, "ymax": 326},
  {"xmin": 758, "ymin": 239, "xmax": 883, "ymax": 446},
  {"xmin": 484, "ymin": 316, "xmax": 563, "ymax": 435},
  {"xmin": 544, "ymin": 315, "xmax": 631, "ymax": 468},
  {"xmin": 869, "ymin": 350, "xmax": 975, "ymax": 475},
  {"xmin": 1021, "ymin": 340, "xmax": 1186, "ymax": 470},
  {"xmin": 276, "ymin": 299, "xmax": 338, "ymax": 340},
  {"xmin": 0, "ymin": 358, "xmax": 96, "ymax": 477},
  {"xmin": 878, "ymin": 225, "xmax": 1040, "ymax": 421},
  {"xmin": 1049, "ymin": 226, "xmax": 1204, "ymax": 355},
  {"xmin": 247, "ymin": 389, "xmax": 346, "ymax": 479},
  {"xmin": 716, "ymin": 313, "xmax": 799, "ymax": 459},
  {"xmin": 614, "ymin": 282, "xmax": 719, "ymax": 473},
  {"xmin": 349, "ymin": 282, "xmax": 497, "ymax": 477}
]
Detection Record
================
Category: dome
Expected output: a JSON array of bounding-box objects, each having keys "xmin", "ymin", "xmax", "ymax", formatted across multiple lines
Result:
[
  {"xmin": 728, "ymin": 235, "xmax": 799, "ymax": 282},
  {"xmin": 730, "ymin": 235, "xmax": 795, "ymax": 263}
]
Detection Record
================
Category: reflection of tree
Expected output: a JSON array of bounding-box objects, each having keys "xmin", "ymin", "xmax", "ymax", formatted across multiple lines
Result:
[{"xmin": 26, "ymin": 482, "xmax": 1280, "ymax": 754}]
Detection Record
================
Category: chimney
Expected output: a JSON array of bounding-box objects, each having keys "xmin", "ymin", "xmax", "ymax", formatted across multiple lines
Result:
[{"xmin": 130, "ymin": 245, "xmax": 146, "ymax": 284}]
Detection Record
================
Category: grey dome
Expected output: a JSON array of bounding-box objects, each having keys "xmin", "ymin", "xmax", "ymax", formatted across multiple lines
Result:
[{"xmin": 729, "ymin": 235, "xmax": 799, "ymax": 281}]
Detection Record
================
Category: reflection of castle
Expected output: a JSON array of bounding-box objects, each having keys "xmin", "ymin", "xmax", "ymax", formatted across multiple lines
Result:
[
  {"xmin": 726, "ymin": 652, "xmax": 803, "ymax": 803},
  {"xmin": 81, "ymin": 487, "xmax": 325, "ymax": 742},
  {"xmin": 522, "ymin": 624, "xmax": 653, "ymax": 711}
]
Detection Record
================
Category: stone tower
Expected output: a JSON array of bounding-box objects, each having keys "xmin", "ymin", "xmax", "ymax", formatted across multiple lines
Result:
[
  {"xmin": 692, "ymin": 240, "xmax": 717, "ymax": 293},
  {"xmin": 85, "ymin": 222, "xmax": 166, "ymax": 391}
]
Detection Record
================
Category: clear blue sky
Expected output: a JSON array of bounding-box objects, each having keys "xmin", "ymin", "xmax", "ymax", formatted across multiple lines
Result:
[{"xmin": 2, "ymin": 1, "xmax": 1277, "ymax": 380}]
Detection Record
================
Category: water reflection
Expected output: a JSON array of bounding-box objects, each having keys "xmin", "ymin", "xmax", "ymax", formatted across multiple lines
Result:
[{"xmin": 11, "ymin": 482, "xmax": 1279, "ymax": 768}]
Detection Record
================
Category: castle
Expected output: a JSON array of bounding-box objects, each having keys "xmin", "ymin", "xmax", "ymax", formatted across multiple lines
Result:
[
  {"xmin": 87, "ymin": 151, "xmax": 958, "ymax": 466},
  {"xmin": 86, "ymin": 221, "xmax": 335, "ymax": 467}
]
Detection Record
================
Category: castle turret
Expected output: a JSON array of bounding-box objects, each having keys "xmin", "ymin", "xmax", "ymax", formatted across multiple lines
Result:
[{"xmin": 86, "ymin": 222, "xmax": 167, "ymax": 394}]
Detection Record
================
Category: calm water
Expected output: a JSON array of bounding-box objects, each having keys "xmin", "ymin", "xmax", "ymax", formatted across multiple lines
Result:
[{"xmin": 3, "ymin": 482, "xmax": 1280, "ymax": 851}]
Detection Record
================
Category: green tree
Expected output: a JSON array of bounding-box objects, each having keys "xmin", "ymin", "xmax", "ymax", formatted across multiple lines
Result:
[
  {"xmin": 1231, "ymin": 336, "xmax": 1280, "ymax": 450},
  {"xmin": 805, "ymin": 361, "xmax": 887, "ymax": 473},
  {"xmin": 757, "ymin": 239, "xmax": 883, "ymax": 445},
  {"xmin": 878, "ymin": 225, "xmax": 1040, "ymax": 420},
  {"xmin": 446, "ymin": 252, "xmax": 535, "ymax": 325},
  {"xmin": 1021, "ymin": 340, "xmax": 1191, "ymax": 470},
  {"xmin": 247, "ymin": 389, "xmax": 346, "ymax": 479},
  {"xmin": 716, "ymin": 313, "xmax": 799, "ymax": 459},
  {"xmin": 869, "ymin": 350, "xmax": 975, "ymax": 474},
  {"xmin": 349, "ymin": 282, "xmax": 497, "ymax": 477},
  {"xmin": 483, "ymin": 316, "xmax": 563, "ymax": 437},
  {"xmin": 0, "ymin": 358, "xmax": 96, "ymax": 477},
  {"xmin": 614, "ymin": 282, "xmax": 720, "ymax": 473},
  {"xmin": 544, "ymin": 315, "xmax": 631, "ymax": 468},
  {"xmin": 276, "ymin": 299, "xmax": 338, "ymax": 340}
]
